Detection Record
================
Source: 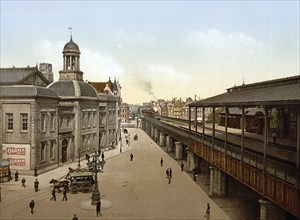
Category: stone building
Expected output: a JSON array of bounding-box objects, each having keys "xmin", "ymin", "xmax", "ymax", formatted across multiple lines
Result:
[
  {"xmin": 39, "ymin": 63, "xmax": 54, "ymax": 83},
  {"xmin": 0, "ymin": 36, "xmax": 121, "ymax": 174}
]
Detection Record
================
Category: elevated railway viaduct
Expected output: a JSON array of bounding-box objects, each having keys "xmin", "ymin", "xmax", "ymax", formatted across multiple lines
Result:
[{"xmin": 140, "ymin": 75, "xmax": 300, "ymax": 220}]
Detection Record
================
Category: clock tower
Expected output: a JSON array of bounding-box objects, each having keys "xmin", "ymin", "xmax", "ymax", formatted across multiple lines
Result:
[{"xmin": 59, "ymin": 36, "xmax": 84, "ymax": 81}]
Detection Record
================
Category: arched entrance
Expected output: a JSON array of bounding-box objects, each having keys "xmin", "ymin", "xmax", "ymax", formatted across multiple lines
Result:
[{"xmin": 62, "ymin": 139, "xmax": 68, "ymax": 163}]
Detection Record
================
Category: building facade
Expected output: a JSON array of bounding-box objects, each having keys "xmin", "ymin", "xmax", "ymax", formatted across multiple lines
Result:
[{"xmin": 0, "ymin": 37, "xmax": 121, "ymax": 174}]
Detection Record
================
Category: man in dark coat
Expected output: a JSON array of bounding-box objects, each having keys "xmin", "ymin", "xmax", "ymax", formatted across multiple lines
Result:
[
  {"xmin": 34, "ymin": 179, "xmax": 39, "ymax": 192},
  {"xmin": 21, "ymin": 177, "xmax": 26, "ymax": 187},
  {"xmin": 130, "ymin": 153, "xmax": 133, "ymax": 161},
  {"xmin": 34, "ymin": 167, "xmax": 38, "ymax": 177},
  {"xmin": 160, "ymin": 158, "xmax": 163, "ymax": 166},
  {"xmin": 169, "ymin": 168, "xmax": 173, "ymax": 177},
  {"xmin": 72, "ymin": 214, "xmax": 79, "ymax": 220},
  {"xmin": 181, "ymin": 162, "xmax": 184, "ymax": 172},
  {"xmin": 166, "ymin": 168, "xmax": 170, "ymax": 177},
  {"xmin": 62, "ymin": 188, "xmax": 68, "ymax": 201},
  {"xmin": 14, "ymin": 171, "xmax": 19, "ymax": 181},
  {"xmin": 29, "ymin": 200, "xmax": 35, "ymax": 214},
  {"xmin": 50, "ymin": 188, "xmax": 56, "ymax": 201},
  {"xmin": 96, "ymin": 200, "xmax": 102, "ymax": 217}
]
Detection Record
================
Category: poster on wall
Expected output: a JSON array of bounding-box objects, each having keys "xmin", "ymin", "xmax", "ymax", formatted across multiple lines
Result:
[{"xmin": 2, "ymin": 144, "xmax": 31, "ymax": 170}]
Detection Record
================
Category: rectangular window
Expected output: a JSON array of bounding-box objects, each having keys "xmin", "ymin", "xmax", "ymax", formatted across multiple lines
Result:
[
  {"xmin": 41, "ymin": 113, "xmax": 47, "ymax": 132},
  {"xmin": 50, "ymin": 141, "xmax": 55, "ymax": 159},
  {"xmin": 41, "ymin": 142, "xmax": 46, "ymax": 162},
  {"xmin": 6, "ymin": 113, "xmax": 13, "ymax": 131},
  {"xmin": 93, "ymin": 112, "xmax": 96, "ymax": 127},
  {"xmin": 87, "ymin": 112, "xmax": 91, "ymax": 127},
  {"xmin": 21, "ymin": 113, "xmax": 28, "ymax": 131},
  {"xmin": 50, "ymin": 113, "xmax": 55, "ymax": 131},
  {"xmin": 60, "ymin": 116, "xmax": 63, "ymax": 128},
  {"xmin": 66, "ymin": 116, "xmax": 70, "ymax": 128}
]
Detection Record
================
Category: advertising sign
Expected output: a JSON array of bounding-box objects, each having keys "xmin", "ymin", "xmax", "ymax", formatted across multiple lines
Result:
[{"xmin": 2, "ymin": 144, "xmax": 30, "ymax": 170}]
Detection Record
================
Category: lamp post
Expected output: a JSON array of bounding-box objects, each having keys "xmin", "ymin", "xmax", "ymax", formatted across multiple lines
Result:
[
  {"xmin": 78, "ymin": 147, "xmax": 81, "ymax": 169},
  {"xmin": 86, "ymin": 153, "xmax": 106, "ymax": 205}
]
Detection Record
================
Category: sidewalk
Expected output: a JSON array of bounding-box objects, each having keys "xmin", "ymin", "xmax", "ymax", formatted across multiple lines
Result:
[{"xmin": 0, "ymin": 128, "xmax": 230, "ymax": 220}]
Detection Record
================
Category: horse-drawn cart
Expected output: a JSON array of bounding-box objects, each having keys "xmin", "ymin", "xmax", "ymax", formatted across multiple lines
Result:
[{"xmin": 66, "ymin": 170, "xmax": 94, "ymax": 194}]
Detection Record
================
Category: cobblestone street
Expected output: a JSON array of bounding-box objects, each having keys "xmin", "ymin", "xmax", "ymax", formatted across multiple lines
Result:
[{"xmin": 0, "ymin": 128, "xmax": 230, "ymax": 220}]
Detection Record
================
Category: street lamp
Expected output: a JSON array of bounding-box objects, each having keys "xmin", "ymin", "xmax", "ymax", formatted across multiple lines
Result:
[
  {"xmin": 78, "ymin": 147, "xmax": 81, "ymax": 169},
  {"xmin": 86, "ymin": 153, "xmax": 106, "ymax": 205}
]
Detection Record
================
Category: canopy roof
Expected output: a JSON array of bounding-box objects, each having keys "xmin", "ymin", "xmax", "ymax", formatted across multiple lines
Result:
[{"xmin": 189, "ymin": 75, "xmax": 300, "ymax": 107}]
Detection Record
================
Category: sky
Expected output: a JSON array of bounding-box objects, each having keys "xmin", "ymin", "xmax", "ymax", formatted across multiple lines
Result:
[{"xmin": 1, "ymin": 1, "xmax": 299, "ymax": 104}]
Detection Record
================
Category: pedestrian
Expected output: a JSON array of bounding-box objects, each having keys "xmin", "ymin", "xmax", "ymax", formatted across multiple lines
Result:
[
  {"xmin": 62, "ymin": 188, "xmax": 68, "ymax": 201},
  {"xmin": 72, "ymin": 214, "xmax": 79, "ymax": 220},
  {"xmin": 160, "ymin": 158, "xmax": 163, "ymax": 166},
  {"xmin": 169, "ymin": 168, "xmax": 172, "ymax": 177},
  {"xmin": 101, "ymin": 152, "xmax": 105, "ymax": 161},
  {"xmin": 50, "ymin": 188, "xmax": 56, "ymax": 201},
  {"xmin": 166, "ymin": 168, "xmax": 170, "ymax": 177},
  {"xmin": 181, "ymin": 162, "xmax": 184, "ymax": 171},
  {"xmin": 8, "ymin": 170, "xmax": 12, "ymax": 181},
  {"xmin": 15, "ymin": 170, "xmax": 19, "ymax": 181},
  {"xmin": 205, "ymin": 203, "xmax": 210, "ymax": 219},
  {"xmin": 96, "ymin": 200, "xmax": 102, "ymax": 217},
  {"xmin": 34, "ymin": 179, "xmax": 39, "ymax": 192},
  {"xmin": 193, "ymin": 173, "xmax": 197, "ymax": 182},
  {"xmin": 21, "ymin": 177, "xmax": 26, "ymax": 187},
  {"xmin": 29, "ymin": 200, "xmax": 35, "ymax": 214},
  {"xmin": 34, "ymin": 166, "xmax": 38, "ymax": 177},
  {"xmin": 130, "ymin": 153, "xmax": 133, "ymax": 161},
  {"xmin": 167, "ymin": 175, "xmax": 172, "ymax": 184}
]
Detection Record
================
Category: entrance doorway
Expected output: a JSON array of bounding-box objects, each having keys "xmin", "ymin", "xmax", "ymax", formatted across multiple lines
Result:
[{"xmin": 62, "ymin": 139, "xmax": 68, "ymax": 163}]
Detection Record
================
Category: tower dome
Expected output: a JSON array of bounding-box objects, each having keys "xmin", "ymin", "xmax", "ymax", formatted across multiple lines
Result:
[{"xmin": 63, "ymin": 37, "xmax": 80, "ymax": 52}]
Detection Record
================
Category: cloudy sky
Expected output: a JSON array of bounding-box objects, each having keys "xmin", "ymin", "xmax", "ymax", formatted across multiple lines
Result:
[{"xmin": 1, "ymin": 1, "xmax": 299, "ymax": 104}]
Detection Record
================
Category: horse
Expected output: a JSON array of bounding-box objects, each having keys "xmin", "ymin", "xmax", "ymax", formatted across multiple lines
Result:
[{"xmin": 49, "ymin": 179, "xmax": 69, "ymax": 193}]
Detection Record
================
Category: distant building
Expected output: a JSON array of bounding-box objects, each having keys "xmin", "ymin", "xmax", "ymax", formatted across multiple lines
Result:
[
  {"xmin": 0, "ymin": 66, "xmax": 50, "ymax": 86},
  {"xmin": 120, "ymin": 103, "xmax": 130, "ymax": 123},
  {"xmin": 39, "ymin": 63, "xmax": 54, "ymax": 83}
]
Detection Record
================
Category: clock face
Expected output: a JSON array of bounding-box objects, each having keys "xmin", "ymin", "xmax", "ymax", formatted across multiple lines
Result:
[{"xmin": 64, "ymin": 73, "xmax": 70, "ymax": 79}]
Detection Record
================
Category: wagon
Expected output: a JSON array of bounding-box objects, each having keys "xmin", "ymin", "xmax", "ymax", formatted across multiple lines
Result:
[{"xmin": 66, "ymin": 170, "xmax": 94, "ymax": 194}]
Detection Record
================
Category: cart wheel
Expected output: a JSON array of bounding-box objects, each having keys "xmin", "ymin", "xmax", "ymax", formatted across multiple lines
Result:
[
  {"xmin": 81, "ymin": 183, "xmax": 93, "ymax": 193},
  {"xmin": 70, "ymin": 186, "xmax": 79, "ymax": 194}
]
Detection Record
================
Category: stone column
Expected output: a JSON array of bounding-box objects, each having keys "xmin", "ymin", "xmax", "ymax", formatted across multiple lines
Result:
[
  {"xmin": 165, "ymin": 135, "xmax": 171, "ymax": 152},
  {"xmin": 150, "ymin": 126, "xmax": 154, "ymax": 138},
  {"xmin": 175, "ymin": 142, "xmax": 183, "ymax": 159},
  {"xmin": 159, "ymin": 132, "xmax": 166, "ymax": 146},
  {"xmin": 186, "ymin": 151, "xmax": 196, "ymax": 172},
  {"xmin": 154, "ymin": 128, "xmax": 158, "ymax": 142},
  {"xmin": 258, "ymin": 199, "xmax": 285, "ymax": 220},
  {"xmin": 209, "ymin": 166, "xmax": 228, "ymax": 197}
]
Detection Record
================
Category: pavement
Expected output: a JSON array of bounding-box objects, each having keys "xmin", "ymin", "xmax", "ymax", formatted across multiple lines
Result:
[{"xmin": 0, "ymin": 128, "xmax": 230, "ymax": 220}]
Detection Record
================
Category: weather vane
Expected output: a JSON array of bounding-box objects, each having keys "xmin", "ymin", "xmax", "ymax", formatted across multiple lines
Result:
[{"xmin": 68, "ymin": 27, "xmax": 72, "ymax": 39}]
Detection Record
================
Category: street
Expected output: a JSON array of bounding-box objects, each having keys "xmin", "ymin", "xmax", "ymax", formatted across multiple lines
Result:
[{"xmin": 0, "ymin": 128, "xmax": 230, "ymax": 220}]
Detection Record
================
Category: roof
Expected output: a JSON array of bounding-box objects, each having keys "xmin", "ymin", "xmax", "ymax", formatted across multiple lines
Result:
[
  {"xmin": 0, "ymin": 66, "xmax": 50, "ymax": 86},
  {"xmin": 63, "ymin": 37, "xmax": 80, "ymax": 53},
  {"xmin": 88, "ymin": 79, "xmax": 113, "ymax": 93},
  {"xmin": 48, "ymin": 80, "xmax": 98, "ymax": 98},
  {"xmin": 0, "ymin": 85, "xmax": 59, "ymax": 99},
  {"xmin": 189, "ymin": 75, "xmax": 300, "ymax": 107}
]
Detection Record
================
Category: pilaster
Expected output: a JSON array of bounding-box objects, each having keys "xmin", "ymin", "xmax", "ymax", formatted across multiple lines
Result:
[
  {"xmin": 209, "ymin": 166, "xmax": 228, "ymax": 197},
  {"xmin": 175, "ymin": 141, "xmax": 183, "ymax": 159}
]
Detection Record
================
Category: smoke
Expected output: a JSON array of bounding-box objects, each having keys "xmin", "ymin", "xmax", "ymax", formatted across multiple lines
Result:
[{"xmin": 137, "ymin": 77, "xmax": 157, "ymax": 100}]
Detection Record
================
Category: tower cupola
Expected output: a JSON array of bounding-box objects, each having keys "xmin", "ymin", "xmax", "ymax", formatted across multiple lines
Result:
[{"xmin": 59, "ymin": 36, "xmax": 84, "ymax": 81}]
